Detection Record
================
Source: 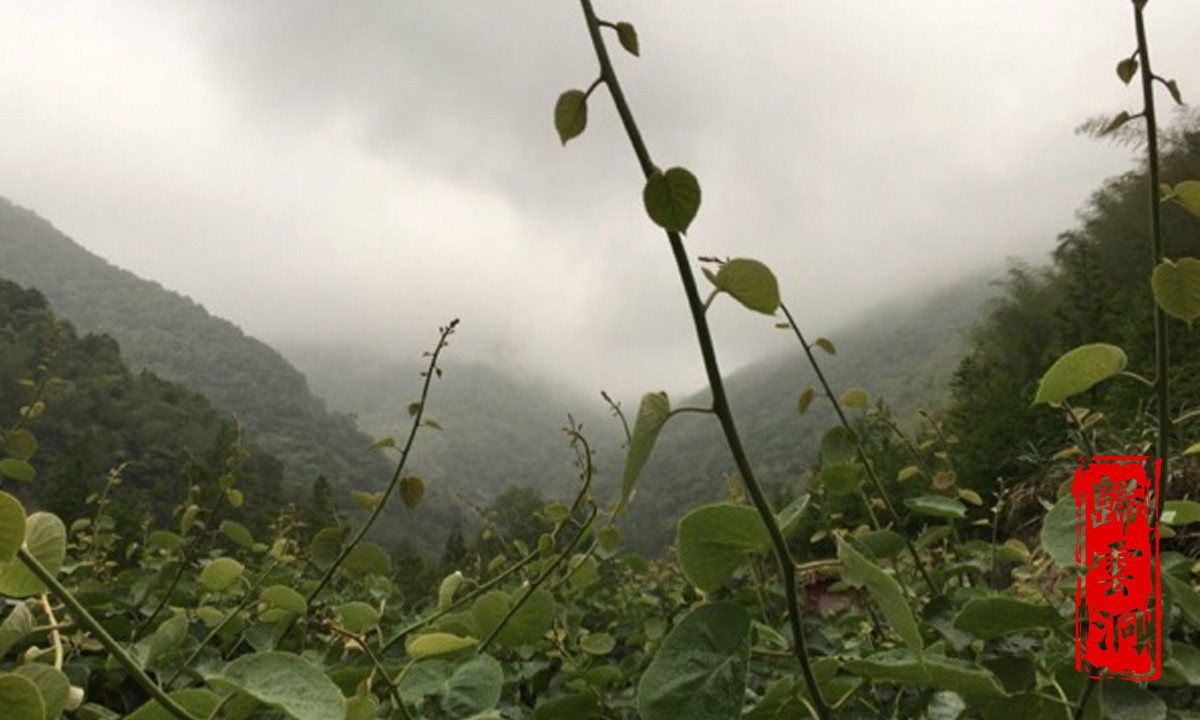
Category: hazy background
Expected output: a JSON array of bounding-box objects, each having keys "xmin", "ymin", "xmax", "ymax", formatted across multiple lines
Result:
[{"xmin": 2, "ymin": 0, "xmax": 1197, "ymax": 398}]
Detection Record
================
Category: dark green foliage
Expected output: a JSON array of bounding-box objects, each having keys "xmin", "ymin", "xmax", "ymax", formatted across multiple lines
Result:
[
  {"xmin": 0, "ymin": 197, "xmax": 386, "ymax": 498},
  {"xmin": 947, "ymin": 122, "xmax": 1200, "ymax": 504},
  {"xmin": 0, "ymin": 278, "xmax": 282, "ymax": 537}
]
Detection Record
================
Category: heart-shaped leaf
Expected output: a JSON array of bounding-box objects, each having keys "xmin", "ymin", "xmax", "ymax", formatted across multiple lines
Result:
[
  {"xmin": 0, "ymin": 512, "xmax": 66, "ymax": 597},
  {"xmin": 554, "ymin": 90, "xmax": 588, "ymax": 145},
  {"xmin": 839, "ymin": 538, "xmax": 923, "ymax": 656},
  {"xmin": 1152, "ymin": 258, "xmax": 1200, "ymax": 323},
  {"xmin": 207, "ymin": 652, "xmax": 345, "ymax": 720},
  {"xmin": 677, "ymin": 504, "xmax": 771, "ymax": 592},
  {"xmin": 637, "ymin": 603, "xmax": 751, "ymax": 720},
  {"xmin": 711, "ymin": 259, "xmax": 780, "ymax": 315},
  {"xmin": 643, "ymin": 167, "xmax": 701, "ymax": 234},
  {"xmin": 1034, "ymin": 343, "xmax": 1127, "ymax": 404}
]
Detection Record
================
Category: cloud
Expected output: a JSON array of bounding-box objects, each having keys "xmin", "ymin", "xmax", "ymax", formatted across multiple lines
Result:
[{"xmin": 1, "ymin": 0, "xmax": 1197, "ymax": 398}]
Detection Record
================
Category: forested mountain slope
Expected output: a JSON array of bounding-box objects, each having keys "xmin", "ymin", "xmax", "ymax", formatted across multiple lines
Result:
[
  {"xmin": 0, "ymin": 277, "xmax": 283, "ymax": 534},
  {"xmin": 946, "ymin": 121, "xmax": 1200, "ymax": 501},
  {"xmin": 624, "ymin": 270, "xmax": 999, "ymax": 551},
  {"xmin": 281, "ymin": 348, "xmax": 622, "ymax": 507},
  {"xmin": 0, "ymin": 197, "xmax": 386, "ymax": 497}
]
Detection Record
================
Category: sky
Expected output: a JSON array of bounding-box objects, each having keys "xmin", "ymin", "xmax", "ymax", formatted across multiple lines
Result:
[{"xmin": 1, "ymin": 1, "xmax": 1198, "ymax": 399}]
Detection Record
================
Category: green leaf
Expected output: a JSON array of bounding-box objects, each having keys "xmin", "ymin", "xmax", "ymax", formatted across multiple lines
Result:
[
  {"xmin": 208, "ymin": 652, "xmax": 344, "ymax": 720},
  {"xmin": 3, "ymin": 430, "xmax": 37, "ymax": 461},
  {"xmin": 858, "ymin": 529, "xmax": 907, "ymax": 560},
  {"xmin": 0, "ymin": 458, "xmax": 35, "ymax": 483},
  {"xmin": 636, "ymin": 603, "xmax": 751, "ymax": 720},
  {"xmin": 308, "ymin": 527, "xmax": 345, "ymax": 569},
  {"xmin": 535, "ymin": 693, "xmax": 601, "ymax": 720},
  {"xmin": 1116, "ymin": 57, "xmax": 1138, "ymax": 84},
  {"xmin": 350, "ymin": 491, "xmax": 382, "ymax": 512},
  {"xmin": 1101, "ymin": 110, "xmax": 1133, "ymax": 136},
  {"xmin": 336, "ymin": 601, "xmax": 380, "ymax": 634},
  {"xmin": 368, "ymin": 436, "xmax": 395, "ymax": 451},
  {"xmin": 142, "ymin": 613, "xmax": 189, "ymax": 666},
  {"xmin": 580, "ymin": 632, "xmax": 615, "ymax": 656},
  {"xmin": 343, "ymin": 696, "xmax": 379, "ymax": 720},
  {"xmin": 797, "ymin": 386, "xmax": 816, "ymax": 415},
  {"xmin": 0, "ymin": 512, "xmax": 66, "ymax": 597},
  {"xmin": 952, "ymin": 598, "xmax": 1060, "ymax": 639},
  {"xmin": 820, "ymin": 464, "xmax": 865, "ymax": 496},
  {"xmin": 814, "ymin": 337, "xmax": 836, "ymax": 355},
  {"xmin": 1100, "ymin": 679, "xmax": 1166, "ymax": 720},
  {"xmin": 343, "ymin": 542, "xmax": 391, "ymax": 577},
  {"xmin": 840, "ymin": 388, "xmax": 869, "ymax": 408},
  {"xmin": 400, "ymin": 476, "xmax": 425, "ymax": 509},
  {"xmin": 408, "ymin": 633, "xmax": 477, "ymax": 659},
  {"xmin": 711, "ymin": 259, "xmax": 780, "ymax": 315},
  {"xmin": 844, "ymin": 649, "xmax": 1007, "ymax": 698},
  {"xmin": 838, "ymin": 538, "xmax": 923, "ymax": 655},
  {"xmin": 897, "ymin": 465, "xmax": 921, "ymax": 482},
  {"xmin": 261, "ymin": 585, "xmax": 307, "ymax": 616},
  {"xmin": 776, "ymin": 493, "xmax": 810, "ymax": 539},
  {"xmin": 1162, "ymin": 500, "xmax": 1200, "ymax": 526},
  {"xmin": 1040, "ymin": 493, "xmax": 1079, "ymax": 570},
  {"xmin": 220, "ymin": 521, "xmax": 255, "ymax": 549},
  {"xmin": 443, "ymin": 655, "xmax": 503, "ymax": 717},
  {"xmin": 1164, "ymin": 78, "xmax": 1184, "ymax": 105},
  {"xmin": 1152, "ymin": 258, "xmax": 1200, "ymax": 323},
  {"xmin": 677, "ymin": 504, "xmax": 771, "ymax": 593},
  {"xmin": 1171, "ymin": 180, "xmax": 1200, "ymax": 216},
  {"xmin": 1034, "ymin": 343, "xmax": 1127, "ymax": 404},
  {"xmin": 643, "ymin": 167, "xmax": 701, "ymax": 234},
  {"xmin": 554, "ymin": 90, "xmax": 588, "ymax": 145},
  {"xmin": 620, "ymin": 392, "xmax": 670, "ymax": 508},
  {"xmin": 1164, "ymin": 575, "xmax": 1200, "ymax": 629},
  {"xmin": 15, "ymin": 664, "xmax": 69, "ymax": 720},
  {"xmin": 125, "ymin": 689, "xmax": 222, "ymax": 720},
  {"xmin": 148, "ymin": 530, "xmax": 185, "ymax": 553},
  {"xmin": 819, "ymin": 426, "xmax": 857, "ymax": 465},
  {"xmin": 904, "ymin": 495, "xmax": 968, "ymax": 520},
  {"xmin": 0, "ymin": 491, "xmax": 26, "ymax": 563},
  {"xmin": 616, "ymin": 22, "xmax": 639, "ymax": 56},
  {"xmin": 0, "ymin": 672, "xmax": 46, "ymax": 720},
  {"xmin": 200, "ymin": 557, "xmax": 244, "ymax": 592},
  {"xmin": 471, "ymin": 587, "xmax": 555, "ymax": 648},
  {"xmin": 0, "ymin": 602, "xmax": 35, "ymax": 658},
  {"xmin": 438, "ymin": 571, "xmax": 465, "ymax": 610}
]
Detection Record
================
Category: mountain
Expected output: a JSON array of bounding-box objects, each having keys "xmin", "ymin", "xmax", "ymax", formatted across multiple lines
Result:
[
  {"xmin": 0, "ymin": 277, "xmax": 283, "ymax": 534},
  {"xmin": 277, "ymin": 346, "xmax": 624, "ymax": 508},
  {"xmin": 284, "ymin": 268, "xmax": 1001, "ymax": 553},
  {"xmin": 0, "ymin": 197, "xmax": 383, "ymax": 491},
  {"xmin": 0, "ymin": 196, "xmax": 464, "ymax": 553},
  {"xmin": 623, "ymin": 269, "xmax": 1000, "ymax": 551}
]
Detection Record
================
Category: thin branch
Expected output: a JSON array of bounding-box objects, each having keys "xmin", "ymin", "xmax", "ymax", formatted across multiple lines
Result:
[
  {"xmin": 575, "ymin": 3, "xmax": 828, "ymax": 716},
  {"xmin": 300, "ymin": 320, "xmax": 458, "ymax": 615},
  {"xmin": 18, "ymin": 548, "xmax": 201, "ymax": 720},
  {"xmin": 780, "ymin": 302, "xmax": 939, "ymax": 597},
  {"xmin": 1132, "ymin": 0, "xmax": 1171, "ymax": 511}
]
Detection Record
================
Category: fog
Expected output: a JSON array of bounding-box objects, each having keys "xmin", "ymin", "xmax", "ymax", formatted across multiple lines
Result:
[{"xmin": 2, "ymin": 1, "xmax": 1197, "ymax": 397}]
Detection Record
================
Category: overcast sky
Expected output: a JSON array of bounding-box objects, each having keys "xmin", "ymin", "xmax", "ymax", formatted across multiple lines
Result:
[{"xmin": 1, "ymin": 1, "xmax": 1197, "ymax": 398}]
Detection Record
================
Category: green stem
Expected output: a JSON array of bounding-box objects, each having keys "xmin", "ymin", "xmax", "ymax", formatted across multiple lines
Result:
[
  {"xmin": 1073, "ymin": 676, "xmax": 1098, "ymax": 720},
  {"xmin": 780, "ymin": 303, "xmax": 939, "ymax": 597},
  {"xmin": 1132, "ymin": 0, "xmax": 1170, "ymax": 509},
  {"xmin": 300, "ymin": 320, "xmax": 458, "ymax": 616},
  {"xmin": 17, "ymin": 548, "xmax": 201, "ymax": 720},
  {"xmin": 166, "ymin": 560, "xmax": 279, "ymax": 687},
  {"xmin": 379, "ymin": 546, "xmax": 540, "ymax": 654},
  {"xmin": 575, "ymin": 3, "xmax": 828, "ymax": 716},
  {"xmin": 478, "ymin": 505, "xmax": 596, "ymax": 653}
]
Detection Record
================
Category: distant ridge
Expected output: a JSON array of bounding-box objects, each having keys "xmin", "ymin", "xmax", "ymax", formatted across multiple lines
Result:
[{"xmin": 0, "ymin": 196, "xmax": 464, "ymax": 552}]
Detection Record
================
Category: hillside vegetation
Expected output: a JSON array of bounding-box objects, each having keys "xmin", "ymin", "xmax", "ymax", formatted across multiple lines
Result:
[{"xmin": 0, "ymin": 198, "xmax": 386, "ymax": 498}]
